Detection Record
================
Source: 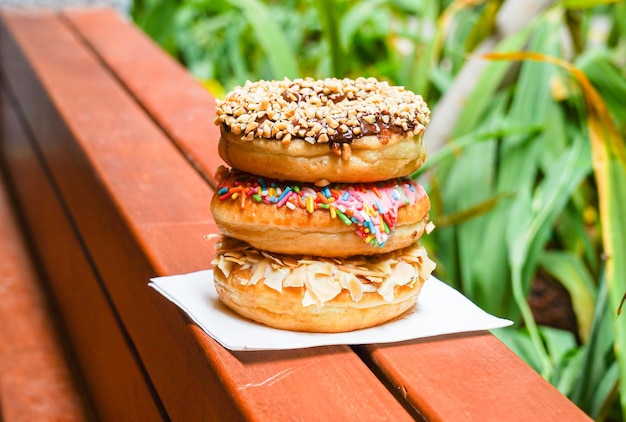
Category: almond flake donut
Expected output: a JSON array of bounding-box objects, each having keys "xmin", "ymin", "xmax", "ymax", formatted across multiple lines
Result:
[
  {"xmin": 212, "ymin": 237, "xmax": 436, "ymax": 333},
  {"xmin": 210, "ymin": 167, "xmax": 432, "ymax": 257},
  {"xmin": 213, "ymin": 77, "xmax": 430, "ymax": 184}
]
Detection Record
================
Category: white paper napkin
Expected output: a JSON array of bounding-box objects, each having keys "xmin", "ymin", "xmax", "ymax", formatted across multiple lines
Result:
[{"xmin": 149, "ymin": 270, "xmax": 512, "ymax": 351}]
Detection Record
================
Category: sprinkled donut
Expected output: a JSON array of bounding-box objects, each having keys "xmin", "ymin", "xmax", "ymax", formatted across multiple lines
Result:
[
  {"xmin": 214, "ymin": 77, "xmax": 430, "ymax": 184},
  {"xmin": 210, "ymin": 166, "xmax": 432, "ymax": 257}
]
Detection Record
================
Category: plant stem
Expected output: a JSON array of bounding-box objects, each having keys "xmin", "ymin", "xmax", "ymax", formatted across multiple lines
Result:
[
  {"xmin": 511, "ymin": 262, "xmax": 553, "ymax": 379},
  {"xmin": 313, "ymin": 0, "xmax": 345, "ymax": 77}
]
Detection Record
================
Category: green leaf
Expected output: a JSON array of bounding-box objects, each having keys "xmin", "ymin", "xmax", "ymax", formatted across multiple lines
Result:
[
  {"xmin": 412, "ymin": 123, "xmax": 543, "ymax": 178},
  {"xmin": 580, "ymin": 51, "xmax": 626, "ymax": 421},
  {"xmin": 506, "ymin": 133, "xmax": 591, "ymax": 378},
  {"xmin": 225, "ymin": 0, "xmax": 299, "ymax": 79},
  {"xmin": 134, "ymin": 0, "xmax": 180, "ymax": 55},
  {"xmin": 577, "ymin": 50, "xmax": 626, "ymax": 132},
  {"xmin": 590, "ymin": 361, "xmax": 620, "ymax": 420},
  {"xmin": 540, "ymin": 326, "xmax": 578, "ymax": 366},
  {"xmin": 555, "ymin": 199, "xmax": 600, "ymax": 274},
  {"xmin": 558, "ymin": 0, "xmax": 621, "ymax": 10},
  {"xmin": 451, "ymin": 26, "xmax": 532, "ymax": 137},
  {"xmin": 313, "ymin": 0, "xmax": 346, "ymax": 77},
  {"xmin": 569, "ymin": 273, "xmax": 616, "ymax": 414},
  {"xmin": 603, "ymin": 151, "xmax": 626, "ymax": 419},
  {"xmin": 553, "ymin": 346, "xmax": 586, "ymax": 396},
  {"xmin": 539, "ymin": 251, "xmax": 597, "ymax": 342},
  {"xmin": 339, "ymin": 0, "xmax": 387, "ymax": 50},
  {"xmin": 431, "ymin": 191, "xmax": 515, "ymax": 229}
]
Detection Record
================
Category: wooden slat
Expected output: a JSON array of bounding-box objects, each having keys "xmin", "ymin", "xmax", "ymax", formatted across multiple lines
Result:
[
  {"xmin": 62, "ymin": 8, "xmax": 593, "ymax": 421},
  {"xmin": 0, "ymin": 9, "xmax": 415, "ymax": 421},
  {"xmin": 0, "ymin": 62, "xmax": 165, "ymax": 420},
  {"xmin": 62, "ymin": 8, "xmax": 224, "ymax": 188},
  {"xmin": 0, "ymin": 172, "xmax": 93, "ymax": 421},
  {"xmin": 360, "ymin": 332, "xmax": 592, "ymax": 421}
]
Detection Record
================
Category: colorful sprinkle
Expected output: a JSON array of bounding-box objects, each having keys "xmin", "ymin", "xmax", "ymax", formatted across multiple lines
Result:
[
  {"xmin": 372, "ymin": 186, "xmax": 382, "ymax": 199},
  {"xmin": 276, "ymin": 186, "xmax": 292, "ymax": 207},
  {"xmin": 215, "ymin": 168, "xmax": 423, "ymax": 247},
  {"xmin": 375, "ymin": 198, "xmax": 385, "ymax": 214},
  {"xmin": 306, "ymin": 195, "xmax": 315, "ymax": 213},
  {"xmin": 336, "ymin": 209, "xmax": 352, "ymax": 226},
  {"xmin": 396, "ymin": 186, "xmax": 410, "ymax": 204}
]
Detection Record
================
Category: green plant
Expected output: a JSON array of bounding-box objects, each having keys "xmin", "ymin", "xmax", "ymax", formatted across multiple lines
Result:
[{"xmin": 131, "ymin": 0, "xmax": 626, "ymax": 419}]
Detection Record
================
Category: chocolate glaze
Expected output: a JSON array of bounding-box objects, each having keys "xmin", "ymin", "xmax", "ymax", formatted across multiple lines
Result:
[{"xmin": 327, "ymin": 115, "xmax": 408, "ymax": 149}]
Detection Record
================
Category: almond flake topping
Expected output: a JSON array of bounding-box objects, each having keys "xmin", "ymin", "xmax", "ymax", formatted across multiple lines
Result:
[{"xmin": 212, "ymin": 237, "xmax": 436, "ymax": 307}]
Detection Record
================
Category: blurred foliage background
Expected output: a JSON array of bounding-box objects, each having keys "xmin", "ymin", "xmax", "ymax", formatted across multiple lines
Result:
[{"xmin": 131, "ymin": 0, "xmax": 626, "ymax": 420}]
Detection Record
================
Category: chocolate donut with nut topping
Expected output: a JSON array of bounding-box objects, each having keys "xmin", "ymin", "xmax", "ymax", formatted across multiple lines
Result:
[{"xmin": 214, "ymin": 77, "xmax": 430, "ymax": 184}]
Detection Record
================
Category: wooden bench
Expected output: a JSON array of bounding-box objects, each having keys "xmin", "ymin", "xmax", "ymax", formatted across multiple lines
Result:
[
  {"xmin": 0, "ymin": 171, "xmax": 95, "ymax": 420},
  {"xmin": 0, "ymin": 7, "xmax": 592, "ymax": 421}
]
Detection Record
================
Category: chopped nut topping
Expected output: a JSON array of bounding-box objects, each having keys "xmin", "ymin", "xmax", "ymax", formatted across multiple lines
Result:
[
  {"xmin": 214, "ymin": 77, "xmax": 430, "ymax": 151},
  {"xmin": 341, "ymin": 143, "xmax": 352, "ymax": 160}
]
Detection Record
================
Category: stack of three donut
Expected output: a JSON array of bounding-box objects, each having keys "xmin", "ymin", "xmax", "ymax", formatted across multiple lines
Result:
[{"xmin": 210, "ymin": 77, "xmax": 436, "ymax": 332}]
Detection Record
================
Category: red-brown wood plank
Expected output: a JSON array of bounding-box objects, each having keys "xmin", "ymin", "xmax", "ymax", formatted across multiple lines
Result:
[
  {"xmin": 62, "ymin": 7, "xmax": 224, "ymax": 188},
  {"xmin": 62, "ymin": 8, "xmax": 592, "ymax": 421},
  {"xmin": 360, "ymin": 332, "xmax": 591, "ymax": 421},
  {"xmin": 0, "ymin": 69, "xmax": 165, "ymax": 420},
  {"xmin": 0, "ymin": 172, "xmax": 93, "ymax": 421},
  {"xmin": 0, "ymin": 9, "xmax": 414, "ymax": 421}
]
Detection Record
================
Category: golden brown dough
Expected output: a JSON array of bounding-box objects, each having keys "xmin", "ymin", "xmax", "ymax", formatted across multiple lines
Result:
[
  {"xmin": 212, "ymin": 237, "xmax": 436, "ymax": 332},
  {"xmin": 211, "ymin": 167, "xmax": 431, "ymax": 257},
  {"xmin": 218, "ymin": 130, "xmax": 426, "ymax": 184}
]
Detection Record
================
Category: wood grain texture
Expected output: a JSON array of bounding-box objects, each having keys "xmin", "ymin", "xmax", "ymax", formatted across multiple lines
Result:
[
  {"xmin": 0, "ymin": 74, "xmax": 165, "ymax": 420},
  {"xmin": 360, "ymin": 332, "xmax": 591, "ymax": 421},
  {"xmin": 55, "ymin": 9, "xmax": 593, "ymax": 422},
  {"xmin": 62, "ymin": 7, "xmax": 224, "ymax": 188},
  {"xmin": 0, "ymin": 9, "xmax": 413, "ymax": 421},
  {"xmin": 0, "ymin": 172, "xmax": 93, "ymax": 421}
]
